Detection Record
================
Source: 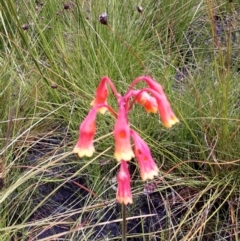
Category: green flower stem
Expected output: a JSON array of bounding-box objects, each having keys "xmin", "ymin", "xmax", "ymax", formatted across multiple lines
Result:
[{"xmin": 122, "ymin": 204, "xmax": 127, "ymax": 241}]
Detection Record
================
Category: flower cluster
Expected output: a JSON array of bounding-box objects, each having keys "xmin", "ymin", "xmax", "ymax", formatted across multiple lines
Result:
[{"xmin": 73, "ymin": 76, "xmax": 179, "ymax": 205}]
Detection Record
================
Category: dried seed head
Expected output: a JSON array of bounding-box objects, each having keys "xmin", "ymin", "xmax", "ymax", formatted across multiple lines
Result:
[
  {"xmin": 36, "ymin": 0, "xmax": 44, "ymax": 6},
  {"xmin": 63, "ymin": 3, "xmax": 70, "ymax": 10},
  {"xmin": 99, "ymin": 12, "xmax": 108, "ymax": 25},
  {"xmin": 22, "ymin": 24, "xmax": 29, "ymax": 30},
  {"xmin": 137, "ymin": 6, "xmax": 143, "ymax": 13},
  {"xmin": 51, "ymin": 83, "xmax": 58, "ymax": 89},
  {"xmin": 143, "ymin": 182, "xmax": 157, "ymax": 195}
]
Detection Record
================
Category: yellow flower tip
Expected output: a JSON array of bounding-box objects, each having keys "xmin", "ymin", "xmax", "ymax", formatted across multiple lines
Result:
[
  {"xmin": 90, "ymin": 99, "xmax": 95, "ymax": 107},
  {"xmin": 141, "ymin": 168, "xmax": 159, "ymax": 182},
  {"xmin": 73, "ymin": 146, "xmax": 95, "ymax": 158},
  {"xmin": 114, "ymin": 150, "xmax": 135, "ymax": 162},
  {"xmin": 163, "ymin": 116, "xmax": 179, "ymax": 128},
  {"xmin": 98, "ymin": 106, "xmax": 108, "ymax": 114},
  {"xmin": 117, "ymin": 197, "xmax": 133, "ymax": 205},
  {"xmin": 146, "ymin": 107, "xmax": 158, "ymax": 114},
  {"xmin": 90, "ymin": 100, "xmax": 108, "ymax": 114}
]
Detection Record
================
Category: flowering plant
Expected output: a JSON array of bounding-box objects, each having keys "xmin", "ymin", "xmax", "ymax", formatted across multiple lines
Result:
[{"xmin": 73, "ymin": 76, "xmax": 179, "ymax": 205}]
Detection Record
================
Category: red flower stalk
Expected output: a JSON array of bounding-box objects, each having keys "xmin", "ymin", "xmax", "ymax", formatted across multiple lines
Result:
[
  {"xmin": 114, "ymin": 99, "xmax": 134, "ymax": 162},
  {"xmin": 132, "ymin": 90, "xmax": 158, "ymax": 113},
  {"xmin": 128, "ymin": 76, "xmax": 165, "ymax": 96},
  {"xmin": 91, "ymin": 76, "xmax": 109, "ymax": 114},
  {"xmin": 116, "ymin": 160, "xmax": 133, "ymax": 205},
  {"xmin": 73, "ymin": 107, "xmax": 97, "ymax": 157},
  {"xmin": 144, "ymin": 76, "xmax": 165, "ymax": 95},
  {"xmin": 131, "ymin": 130, "xmax": 159, "ymax": 181}
]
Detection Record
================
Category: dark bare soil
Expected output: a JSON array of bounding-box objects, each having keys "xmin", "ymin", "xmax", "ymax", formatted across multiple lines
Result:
[
  {"xmin": 9, "ymin": 131, "xmax": 176, "ymax": 241},
  {"xmin": 8, "ymin": 124, "xmax": 236, "ymax": 241}
]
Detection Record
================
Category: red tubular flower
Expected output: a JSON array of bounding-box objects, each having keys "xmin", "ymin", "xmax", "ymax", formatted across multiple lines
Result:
[
  {"xmin": 116, "ymin": 160, "xmax": 133, "ymax": 205},
  {"xmin": 132, "ymin": 90, "xmax": 158, "ymax": 113},
  {"xmin": 129, "ymin": 76, "xmax": 179, "ymax": 128},
  {"xmin": 73, "ymin": 107, "xmax": 97, "ymax": 157},
  {"xmin": 114, "ymin": 99, "xmax": 135, "ymax": 162},
  {"xmin": 131, "ymin": 130, "xmax": 159, "ymax": 181},
  {"xmin": 90, "ymin": 76, "xmax": 109, "ymax": 114},
  {"xmin": 154, "ymin": 93, "xmax": 179, "ymax": 128},
  {"xmin": 143, "ymin": 77, "xmax": 179, "ymax": 128}
]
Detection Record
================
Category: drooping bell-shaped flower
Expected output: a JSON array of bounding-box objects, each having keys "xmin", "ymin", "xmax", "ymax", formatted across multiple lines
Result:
[
  {"xmin": 90, "ymin": 76, "xmax": 109, "ymax": 114},
  {"xmin": 131, "ymin": 130, "xmax": 159, "ymax": 181},
  {"xmin": 154, "ymin": 93, "xmax": 179, "ymax": 128},
  {"xmin": 73, "ymin": 107, "xmax": 97, "ymax": 157},
  {"xmin": 132, "ymin": 90, "xmax": 158, "ymax": 113},
  {"xmin": 144, "ymin": 77, "xmax": 179, "ymax": 128},
  {"xmin": 113, "ymin": 99, "xmax": 135, "ymax": 162},
  {"xmin": 129, "ymin": 76, "xmax": 179, "ymax": 128},
  {"xmin": 116, "ymin": 160, "xmax": 133, "ymax": 205}
]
